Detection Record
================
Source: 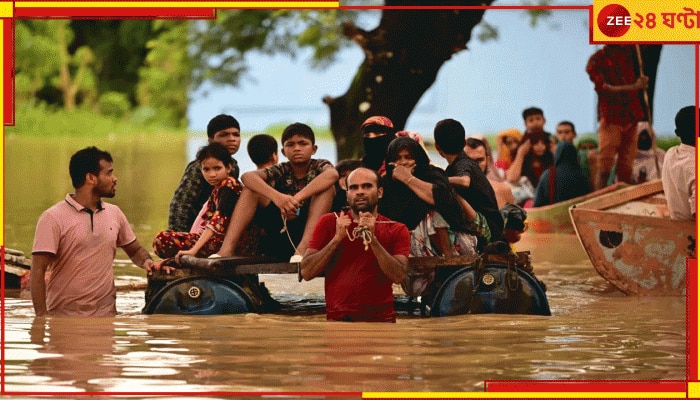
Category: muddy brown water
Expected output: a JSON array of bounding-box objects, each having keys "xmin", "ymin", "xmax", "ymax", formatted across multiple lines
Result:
[{"xmin": 3, "ymin": 233, "xmax": 686, "ymax": 396}]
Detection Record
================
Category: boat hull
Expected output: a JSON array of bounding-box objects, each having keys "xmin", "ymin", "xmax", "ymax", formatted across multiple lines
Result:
[
  {"xmin": 569, "ymin": 180, "xmax": 695, "ymax": 296},
  {"xmin": 526, "ymin": 183, "xmax": 626, "ymax": 234}
]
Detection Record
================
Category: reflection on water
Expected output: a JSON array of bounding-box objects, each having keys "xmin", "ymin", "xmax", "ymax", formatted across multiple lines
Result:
[{"xmin": 3, "ymin": 234, "xmax": 687, "ymax": 394}]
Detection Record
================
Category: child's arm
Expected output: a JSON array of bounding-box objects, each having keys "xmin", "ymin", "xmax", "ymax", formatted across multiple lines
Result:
[
  {"xmin": 292, "ymin": 166, "xmax": 339, "ymax": 204},
  {"xmin": 448, "ymin": 175, "xmax": 471, "ymax": 188},
  {"xmin": 241, "ymin": 168, "xmax": 306, "ymax": 216},
  {"xmin": 241, "ymin": 169, "xmax": 286, "ymax": 202},
  {"xmin": 506, "ymin": 140, "xmax": 530, "ymax": 184},
  {"xmin": 177, "ymin": 228, "xmax": 214, "ymax": 258}
]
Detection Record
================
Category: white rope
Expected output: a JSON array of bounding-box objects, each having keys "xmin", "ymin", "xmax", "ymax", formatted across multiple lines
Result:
[
  {"xmin": 334, "ymin": 211, "xmax": 383, "ymax": 251},
  {"xmin": 348, "ymin": 226, "xmax": 373, "ymax": 251},
  {"xmin": 280, "ymin": 215, "xmax": 300, "ymax": 256},
  {"xmin": 281, "ymin": 211, "xmax": 398, "ymax": 254}
]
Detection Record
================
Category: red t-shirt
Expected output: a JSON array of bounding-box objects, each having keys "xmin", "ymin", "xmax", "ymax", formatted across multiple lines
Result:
[{"xmin": 308, "ymin": 212, "xmax": 410, "ymax": 322}]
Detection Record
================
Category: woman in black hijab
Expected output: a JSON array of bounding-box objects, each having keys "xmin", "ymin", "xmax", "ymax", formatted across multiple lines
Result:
[{"xmin": 379, "ymin": 137, "xmax": 480, "ymax": 297}]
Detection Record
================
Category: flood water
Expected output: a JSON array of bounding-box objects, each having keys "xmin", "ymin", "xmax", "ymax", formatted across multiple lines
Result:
[
  {"xmin": 3, "ymin": 135, "xmax": 687, "ymax": 395},
  {"xmin": 3, "ymin": 233, "xmax": 687, "ymax": 395}
]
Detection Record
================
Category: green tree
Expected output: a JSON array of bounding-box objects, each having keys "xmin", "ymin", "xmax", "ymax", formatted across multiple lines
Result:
[
  {"xmin": 15, "ymin": 21, "xmax": 61, "ymax": 103},
  {"xmin": 55, "ymin": 22, "xmax": 96, "ymax": 112},
  {"xmin": 136, "ymin": 21, "xmax": 192, "ymax": 128}
]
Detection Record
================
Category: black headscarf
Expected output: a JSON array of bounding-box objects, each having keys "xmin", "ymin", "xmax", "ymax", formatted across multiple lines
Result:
[
  {"xmin": 362, "ymin": 134, "xmax": 395, "ymax": 171},
  {"xmin": 533, "ymin": 141, "xmax": 591, "ymax": 206},
  {"xmin": 379, "ymin": 137, "xmax": 473, "ymax": 233}
]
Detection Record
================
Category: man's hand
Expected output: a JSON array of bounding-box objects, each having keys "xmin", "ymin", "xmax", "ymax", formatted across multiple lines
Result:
[
  {"xmin": 634, "ymin": 75, "xmax": 649, "ymax": 90},
  {"xmin": 143, "ymin": 259, "xmax": 155, "ymax": 274},
  {"xmin": 335, "ymin": 212, "xmax": 351, "ymax": 241},
  {"xmin": 152, "ymin": 259, "xmax": 175, "ymax": 275},
  {"xmin": 357, "ymin": 211, "xmax": 376, "ymax": 236}
]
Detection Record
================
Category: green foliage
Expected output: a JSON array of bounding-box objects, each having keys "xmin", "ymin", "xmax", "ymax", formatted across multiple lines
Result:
[
  {"xmin": 137, "ymin": 21, "xmax": 192, "ymax": 128},
  {"xmin": 98, "ymin": 91, "xmax": 131, "ymax": 118},
  {"xmin": 524, "ymin": 0, "xmax": 553, "ymax": 27},
  {"xmin": 16, "ymin": 20, "xmax": 186, "ymax": 125},
  {"xmin": 190, "ymin": 10, "xmax": 357, "ymax": 89},
  {"xmin": 258, "ymin": 122, "xmax": 333, "ymax": 141},
  {"xmin": 15, "ymin": 21, "xmax": 64, "ymax": 99},
  {"xmin": 7, "ymin": 101, "xmax": 188, "ymax": 138},
  {"xmin": 656, "ymin": 136, "xmax": 681, "ymax": 151}
]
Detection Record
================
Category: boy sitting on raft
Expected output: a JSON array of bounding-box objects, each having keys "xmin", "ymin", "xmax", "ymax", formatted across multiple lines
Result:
[{"xmin": 213, "ymin": 123, "xmax": 338, "ymax": 261}]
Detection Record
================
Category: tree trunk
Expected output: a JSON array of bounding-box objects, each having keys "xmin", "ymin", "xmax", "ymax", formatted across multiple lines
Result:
[
  {"xmin": 56, "ymin": 22, "xmax": 76, "ymax": 112},
  {"xmin": 637, "ymin": 45, "xmax": 662, "ymax": 123},
  {"xmin": 325, "ymin": 2, "xmax": 494, "ymax": 160}
]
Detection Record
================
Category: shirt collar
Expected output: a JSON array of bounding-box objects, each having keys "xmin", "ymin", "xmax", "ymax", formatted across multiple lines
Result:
[{"xmin": 64, "ymin": 193, "xmax": 105, "ymax": 212}]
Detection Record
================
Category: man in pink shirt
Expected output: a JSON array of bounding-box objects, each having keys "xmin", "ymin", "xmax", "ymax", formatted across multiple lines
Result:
[{"xmin": 31, "ymin": 146, "xmax": 159, "ymax": 317}]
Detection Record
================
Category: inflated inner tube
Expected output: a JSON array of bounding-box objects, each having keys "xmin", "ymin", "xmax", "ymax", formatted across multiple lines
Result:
[
  {"xmin": 143, "ymin": 276, "xmax": 257, "ymax": 315},
  {"xmin": 429, "ymin": 263, "xmax": 551, "ymax": 317}
]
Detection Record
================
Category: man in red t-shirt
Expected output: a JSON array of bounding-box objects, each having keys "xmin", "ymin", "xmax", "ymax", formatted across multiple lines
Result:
[{"xmin": 301, "ymin": 167, "xmax": 410, "ymax": 322}]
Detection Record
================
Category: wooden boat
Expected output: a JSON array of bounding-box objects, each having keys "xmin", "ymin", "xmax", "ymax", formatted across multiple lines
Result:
[
  {"xmin": 569, "ymin": 179, "xmax": 695, "ymax": 296},
  {"xmin": 144, "ymin": 247, "xmax": 551, "ymax": 317},
  {"xmin": 525, "ymin": 182, "xmax": 627, "ymax": 234}
]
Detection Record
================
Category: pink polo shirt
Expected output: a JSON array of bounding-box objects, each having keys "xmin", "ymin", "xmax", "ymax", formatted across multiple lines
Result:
[{"xmin": 32, "ymin": 194, "xmax": 137, "ymax": 316}]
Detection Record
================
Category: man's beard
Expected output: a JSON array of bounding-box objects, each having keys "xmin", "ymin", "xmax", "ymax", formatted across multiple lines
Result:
[{"xmin": 350, "ymin": 197, "xmax": 377, "ymax": 213}]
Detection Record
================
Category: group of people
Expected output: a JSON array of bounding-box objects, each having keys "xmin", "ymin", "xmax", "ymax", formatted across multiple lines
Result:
[{"xmin": 30, "ymin": 44, "xmax": 697, "ymax": 321}]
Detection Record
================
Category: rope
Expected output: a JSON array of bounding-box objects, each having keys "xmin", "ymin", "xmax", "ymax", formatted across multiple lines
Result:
[
  {"xmin": 281, "ymin": 211, "xmax": 395, "ymax": 254},
  {"xmin": 334, "ymin": 211, "xmax": 396, "ymax": 251},
  {"xmin": 280, "ymin": 215, "xmax": 300, "ymax": 256},
  {"xmin": 348, "ymin": 226, "xmax": 373, "ymax": 251}
]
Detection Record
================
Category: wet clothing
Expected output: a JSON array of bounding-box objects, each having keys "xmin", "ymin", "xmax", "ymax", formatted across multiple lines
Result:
[
  {"xmin": 309, "ymin": 212, "xmax": 410, "ymax": 322},
  {"xmin": 32, "ymin": 194, "xmax": 137, "ymax": 317},
  {"xmin": 534, "ymin": 142, "xmax": 591, "ymax": 207},
  {"xmin": 168, "ymin": 157, "xmax": 239, "ymax": 232},
  {"xmin": 154, "ymin": 177, "xmax": 242, "ymax": 258},
  {"xmin": 597, "ymin": 119, "xmax": 638, "ymax": 185}
]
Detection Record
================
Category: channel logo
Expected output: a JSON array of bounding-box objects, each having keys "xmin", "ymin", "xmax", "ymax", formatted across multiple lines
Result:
[{"xmin": 597, "ymin": 3, "xmax": 631, "ymax": 37}]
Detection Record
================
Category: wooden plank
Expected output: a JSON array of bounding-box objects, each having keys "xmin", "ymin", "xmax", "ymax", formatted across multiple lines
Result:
[
  {"xmin": 149, "ymin": 252, "xmax": 535, "ymax": 283},
  {"xmin": 572, "ymin": 179, "xmax": 663, "ymax": 211},
  {"xmin": 179, "ymin": 254, "xmax": 478, "ymax": 272}
]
